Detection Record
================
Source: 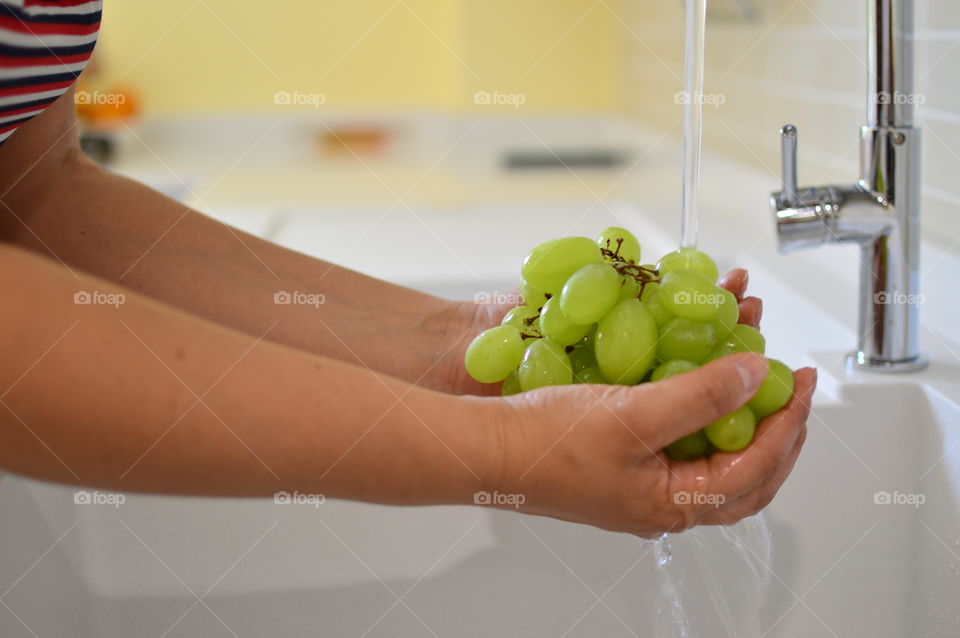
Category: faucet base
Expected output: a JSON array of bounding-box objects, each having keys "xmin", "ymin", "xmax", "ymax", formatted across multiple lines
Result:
[{"xmin": 845, "ymin": 351, "xmax": 929, "ymax": 373}]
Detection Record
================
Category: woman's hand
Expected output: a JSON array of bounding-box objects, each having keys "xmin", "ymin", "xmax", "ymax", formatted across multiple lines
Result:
[{"xmin": 492, "ymin": 353, "xmax": 815, "ymax": 536}]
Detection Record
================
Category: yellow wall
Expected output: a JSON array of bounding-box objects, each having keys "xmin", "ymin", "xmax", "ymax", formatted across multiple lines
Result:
[{"xmin": 94, "ymin": 0, "xmax": 624, "ymax": 114}]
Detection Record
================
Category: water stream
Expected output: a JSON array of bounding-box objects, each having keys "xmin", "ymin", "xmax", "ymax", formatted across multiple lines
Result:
[
  {"xmin": 653, "ymin": 514, "xmax": 773, "ymax": 637},
  {"xmin": 680, "ymin": 0, "xmax": 707, "ymax": 248}
]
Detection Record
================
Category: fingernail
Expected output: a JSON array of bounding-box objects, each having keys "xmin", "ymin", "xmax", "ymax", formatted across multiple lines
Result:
[{"xmin": 734, "ymin": 354, "xmax": 768, "ymax": 392}]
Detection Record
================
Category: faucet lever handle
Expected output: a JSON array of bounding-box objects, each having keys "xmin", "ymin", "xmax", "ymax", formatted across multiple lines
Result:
[{"xmin": 780, "ymin": 124, "xmax": 798, "ymax": 206}]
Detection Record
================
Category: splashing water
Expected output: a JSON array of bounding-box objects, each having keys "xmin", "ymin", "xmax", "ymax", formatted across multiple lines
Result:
[{"xmin": 652, "ymin": 514, "xmax": 773, "ymax": 637}]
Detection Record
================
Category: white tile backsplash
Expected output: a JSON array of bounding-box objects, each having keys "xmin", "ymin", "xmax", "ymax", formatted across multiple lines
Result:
[{"xmin": 624, "ymin": 0, "xmax": 960, "ymax": 251}]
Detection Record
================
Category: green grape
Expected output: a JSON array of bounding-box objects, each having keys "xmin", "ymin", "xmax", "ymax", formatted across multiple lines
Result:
[
  {"xmin": 711, "ymin": 288, "xmax": 739, "ymax": 338},
  {"xmin": 659, "ymin": 271, "xmax": 723, "ymax": 322},
  {"xmin": 725, "ymin": 324, "xmax": 766, "ymax": 354},
  {"xmin": 521, "ymin": 237, "xmax": 603, "ymax": 295},
  {"xmin": 657, "ymin": 247, "xmax": 720, "ymax": 283},
  {"xmin": 596, "ymin": 226, "xmax": 641, "ymax": 264},
  {"xmin": 560, "ymin": 263, "xmax": 621, "ymax": 324},
  {"xmin": 704, "ymin": 406, "xmax": 756, "ymax": 452},
  {"xmin": 539, "ymin": 297, "xmax": 591, "ymax": 346},
  {"xmin": 464, "ymin": 325, "xmax": 525, "ymax": 383},
  {"xmin": 665, "ymin": 429, "xmax": 710, "ymax": 461},
  {"xmin": 650, "ymin": 359, "xmax": 699, "ymax": 382},
  {"xmin": 518, "ymin": 338, "xmax": 573, "ymax": 390},
  {"xmin": 519, "ymin": 279, "xmax": 548, "ymax": 308},
  {"xmin": 617, "ymin": 275, "xmax": 641, "ymax": 301},
  {"xmin": 574, "ymin": 366, "xmax": 607, "ymax": 384},
  {"xmin": 595, "ymin": 299, "xmax": 658, "ymax": 385},
  {"xmin": 501, "ymin": 370, "xmax": 522, "ymax": 396},
  {"xmin": 640, "ymin": 288, "xmax": 673, "ymax": 326},
  {"xmin": 703, "ymin": 343, "xmax": 737, "ymax": 362},
  {"xmin": 657, "ymin": 317, "xmax": 716, "ymax": 362},
  {"xmin": 568, "ymin": 344, "xmax": 597, "ymax": 373},
  {"xmin": 748, "ymin": 359, "xmax": 794, "ymax": 419},
  {"xmin": 640, "ymin": 280, "xmax": 659, "ymax": 301},
  {"xmin": 501, "ymin": 305, "xmax": 541, "ymax": 335}
]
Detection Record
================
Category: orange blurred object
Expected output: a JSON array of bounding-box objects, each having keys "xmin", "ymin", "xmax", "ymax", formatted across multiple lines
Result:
[{"xmin": 318, "ymin": 126, "xmax": 390, "ymax": 157}]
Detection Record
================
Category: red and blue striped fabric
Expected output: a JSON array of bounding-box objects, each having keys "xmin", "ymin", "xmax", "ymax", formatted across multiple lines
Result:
[{"xmin": 0, "ymin": 0, "xmax": 101, "ymax": 144}]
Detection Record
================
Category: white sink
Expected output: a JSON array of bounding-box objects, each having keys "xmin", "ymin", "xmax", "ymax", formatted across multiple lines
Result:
[{"xmin": 2, "ymin": 190, "xmax": 959, "ymax": 635}]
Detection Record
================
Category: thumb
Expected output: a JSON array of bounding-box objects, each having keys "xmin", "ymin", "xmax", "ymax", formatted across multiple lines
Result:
[{"xmin": 643, "ymin": 353, "xmax": 768, "ymax": 451}]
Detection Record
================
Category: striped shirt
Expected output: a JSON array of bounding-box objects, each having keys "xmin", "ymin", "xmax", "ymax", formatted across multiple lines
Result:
[{"xmin": 0, "ymin": 0, "xmax": 101, "ymax": 145}]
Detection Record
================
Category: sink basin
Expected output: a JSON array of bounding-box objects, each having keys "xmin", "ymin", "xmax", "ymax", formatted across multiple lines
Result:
[
  {"xmin": 0, "ymin": 379, "xmax": 957, "ymax": 637},
  {"xmin": 1, "ymin": 196, "xmax": 958, "ymax": 637}
]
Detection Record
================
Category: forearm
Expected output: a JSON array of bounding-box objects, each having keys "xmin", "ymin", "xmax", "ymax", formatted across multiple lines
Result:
[
  {"xmin": 4, "ymin": 153, "xmax": 466, "ymax": 389},
  {"xmin": 0, "ymin": 244, "xmax": 498, "ymax": 503}
]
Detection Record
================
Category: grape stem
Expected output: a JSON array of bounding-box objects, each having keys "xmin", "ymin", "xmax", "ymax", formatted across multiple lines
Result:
[{"xmin": 600, "ymin": 241, "xmax": 661, "ymax": 298}]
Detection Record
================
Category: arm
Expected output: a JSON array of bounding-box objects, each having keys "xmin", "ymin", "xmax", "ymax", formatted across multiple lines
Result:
[
  {"xmin": 0, "ymin": 243, "xmax": 497, "ymax": 501},
  {"xmin": 0, "ymin": 88, "xmax": 479, "ymax": 394}
]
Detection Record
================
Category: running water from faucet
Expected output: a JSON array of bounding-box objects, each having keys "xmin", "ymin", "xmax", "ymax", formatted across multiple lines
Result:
[
  {"xmin": 653, "ymin": 514, "xmax": 773, "ymax": 637},
  {"xmin": 680, "ymin": 0, "xmax": 707, "ymax": 248}
]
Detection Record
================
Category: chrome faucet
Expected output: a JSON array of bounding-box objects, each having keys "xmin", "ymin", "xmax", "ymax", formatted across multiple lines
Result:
[{"xmin": 771, "ymin": 0, "xmax": 927, "ymax": 372}]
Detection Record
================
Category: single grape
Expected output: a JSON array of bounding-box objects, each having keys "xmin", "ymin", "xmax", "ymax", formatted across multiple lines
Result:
[
  {"xmin": 657, "ymin": 247, "xmax": 719, "ymax": 283},
  {"xmin": 501, "ymin": 370, "xmax": 522, "ymax": 396},
  {"xmin": 539, "ymin": 297, "xmax": 591, "ymax": 346},
  {"xmin": 640, "ymin": 280, "xmax": 659, "ymax": 301},
  {"xmin": 640, "ymin": 287, "xmax": 673, "ymax": 325},
  {"xmin": 659, "ymin": 271, "xmax": 723, "ymax": 322},
  {"xmin": 595, "ymin": 298, "xmax": 658, "ymax": 385},
  {"xmin": 568, "ymin": 344, "xmax": 597, "ymax": 373},
  {"xmin": 704, "ymin": 406, "xmax": 756, "ymax": 452},
  {"xmin": 650, "ymin": 359, "xmax": 699, "ymax": 382},
  {"xmin": 560, "ymin": 263, "xmax": 622, "ymax": 324},
  {"xmin": 665, "ymin": 429, "xmax": 710, "ymax": 461},
  {"xmin": 617, "ymin": 275, "xmax": 641, "ymax": 301},
  {"xmin": 521, "ymin": 237, "xmax": 603, "ymax": 295},
  {"xmin": 501, "ymin": 305, "xmax": 541, "ymax": 335},
  {"xmin": 711, "ymin": 288, "xmax": 739, "ymax": 338},
  {"xmin": 657, "ymin": 317, "xmax": 716, "ymax": 362},
  {"xmin": 519, "ymin": 278, "xmax": 548, "ymax": 308},
  {"xmin": 574, "ymin": 366, "xmax": 607, "ymax": 384},
  {"xmin": 747, "ymin": 358, "xmax": 794, "ymax": 418},
  {"xmin": 518, "ymin": 338, "xmax": 573, "ymax": 390},
  {"xmin": 725, "ymin": 324, "xmax": 766, "ymax": 354},
  {"xmin": 702, "ymin": 343, "xmax": 737, "ymax": 362},
  {"xmin": 596, "ymin": 226, "xmax": 641, "ymax": 264},
  {"xmin": 464, "ymin": 325, "xmax": 525, "ymax": 383}
]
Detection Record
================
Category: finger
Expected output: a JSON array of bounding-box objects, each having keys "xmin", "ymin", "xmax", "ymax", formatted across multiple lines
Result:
[
  {"xmin": 697, "ymin": 419, "xmax": 807, "ymax": 526},
  {"xmin": 737, "ymin": 297, "xmax": 762, "ymax": 328},
  {"xmin": 718, "ymin": 268, "xmax": 748, "ymax": 300},
  {"xmin": 690, "ymin": 367, "xmax": 816, "ymax": 503},
  {"xmin": 640, "ymin": 353, "xmax": 769, "ymax": 450}
]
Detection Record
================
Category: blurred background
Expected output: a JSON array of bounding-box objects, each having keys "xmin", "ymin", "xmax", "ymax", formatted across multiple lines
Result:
[{"xmin": 77, "ymin": 0, "xmax": 957, "ymax": 251}]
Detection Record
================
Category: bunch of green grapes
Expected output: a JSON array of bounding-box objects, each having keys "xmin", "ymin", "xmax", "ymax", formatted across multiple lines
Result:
[{"xmin": 464, "ymin": 227, "xmax": 794, "ymax": 460}]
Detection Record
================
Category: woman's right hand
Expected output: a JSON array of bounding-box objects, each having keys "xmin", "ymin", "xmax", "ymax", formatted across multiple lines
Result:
[{"xmin": 488, "ymin": 353, "xmax": 816, "ymax": 537}]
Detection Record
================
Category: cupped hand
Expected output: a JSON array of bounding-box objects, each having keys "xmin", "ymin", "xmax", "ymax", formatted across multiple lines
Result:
[{"xmin": 493, "ymin": 353, "xmax": 815, "ymax": 537}]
